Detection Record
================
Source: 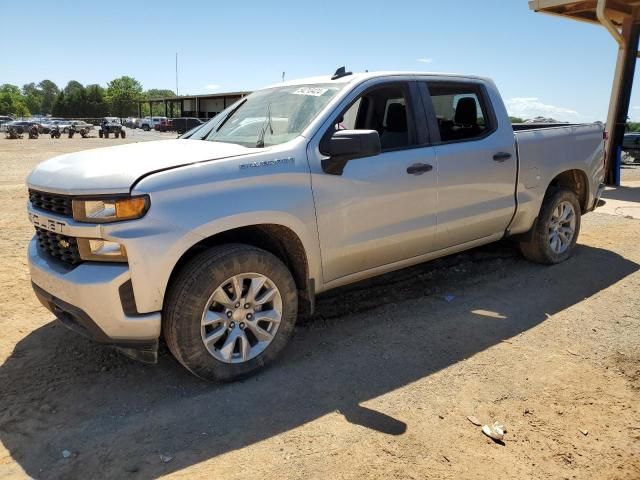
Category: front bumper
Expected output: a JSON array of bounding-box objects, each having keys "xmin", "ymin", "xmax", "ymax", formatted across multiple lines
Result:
[{"xmin": 28, "ymin": 238, "xmax": 161, "ymax": 359}]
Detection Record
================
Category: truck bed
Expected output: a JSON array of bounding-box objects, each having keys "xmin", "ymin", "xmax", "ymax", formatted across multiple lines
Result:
[
  {"xmin": 512, "ymin": 123, "xmax": 583, "ymax": 131},
  {"xmin": 508, "ymin": 122, "xmax": 605, "ymax": 236}
]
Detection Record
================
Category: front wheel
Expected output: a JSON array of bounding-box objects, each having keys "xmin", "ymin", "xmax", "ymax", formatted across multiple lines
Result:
[
  {"xmin": 519, "ymin": 187, "xmax": 581, "ymax": 264},
  {"xmin": 163, "ymin": 244, "xmax": 298, "ymax": 382}
]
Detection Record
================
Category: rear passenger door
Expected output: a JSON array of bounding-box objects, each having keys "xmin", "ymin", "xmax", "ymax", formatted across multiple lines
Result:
[{"xmin": 420, "ymin": 81, "xmax": 517, "ymax": 250}]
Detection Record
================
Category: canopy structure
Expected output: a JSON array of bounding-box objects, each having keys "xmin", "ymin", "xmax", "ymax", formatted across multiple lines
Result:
[{"xmin": 529, "ymin": 0, "xmax": 640, "ymax": 185}]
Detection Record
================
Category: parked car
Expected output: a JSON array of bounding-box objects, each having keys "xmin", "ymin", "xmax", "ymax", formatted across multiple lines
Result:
[
  {"xmin": 26, "ymin": 70, "xmax": 605, "ymax": 382},
  {"xmin": 138, "ymin": 116, "xmax": 167, "ymax": 131},
  {"xmin": 123, "ymin": 117, "xmax": 138, "ymax": 128},
  {"xmin": 154, "ymin": 118, "xmax": 174, "ymax": 132},
  {"xmin": 172, "ymin": 117, "xmax": 204, "ymax": 134},
  {"xmin": 622, "ymin": 132, "xmax": 640, "ymax": 153},
  {"xmin": 0, "ymin": 115, "xmax": 14, "ymax": 127},
  {"xmin": 68, "ymin": 121, "xmax": 94, "ymax": 132},
  {"xmin": 5, "ymin": 120, "xmax": 39, "ymax": 134},
  {"xmin": 39, "ymin": 118, "xmax": 65, "ymax": 134}
]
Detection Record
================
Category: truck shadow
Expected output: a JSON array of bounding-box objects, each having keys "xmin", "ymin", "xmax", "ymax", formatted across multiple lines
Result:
[{"xmin": 0, "ymin": 243, "xmax": 637, "ymax": 479}]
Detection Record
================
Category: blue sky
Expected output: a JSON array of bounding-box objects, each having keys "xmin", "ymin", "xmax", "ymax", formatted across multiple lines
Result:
[{"xmin": 3, "ymin": 0, "xmax": 639, "ymax": 121}]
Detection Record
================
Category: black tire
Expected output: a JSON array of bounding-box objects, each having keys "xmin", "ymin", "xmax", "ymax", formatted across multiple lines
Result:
[
  {"xmin": 163, "ymin": 244, "xmax": 298, "ymax": 382},
  {"xmin": 142, "ymin": 124, "xmax": 150, "ymax": 131},
  {"xmin": 114, "ymin": 131, "xmax": 120, "ymax": 138},
  {"xmin": 98, "ymin": 130, "xmax": 103, "ymax": 138},
  {"xmin": 120, "ymin": 129, "xmax": 126, "ymax": 139},
  {"xmin": 519, "ymin": 187, "xmax": 581, "ymax": 265},
  {"xmin": 104, "ymin": 131, "xmax": 109, "ymax": 139}
]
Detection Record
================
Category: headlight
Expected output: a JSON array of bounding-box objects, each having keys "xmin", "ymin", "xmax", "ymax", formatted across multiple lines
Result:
[
  {"xmin": 77, "ymin": 238, "xmax": 127, "ymax": 262},
  {"xmin": 72, "ymin": 195, "xmax": 149, "ymax": 223}
]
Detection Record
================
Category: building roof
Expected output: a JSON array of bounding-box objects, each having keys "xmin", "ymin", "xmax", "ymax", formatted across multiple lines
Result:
[
  {"xmin": 145, "ymin": 91, "xmax": 251, "ymax": 102},
  {"xmin": 529, "ymin": 0, "xmax": 640, "ymax": 27}
]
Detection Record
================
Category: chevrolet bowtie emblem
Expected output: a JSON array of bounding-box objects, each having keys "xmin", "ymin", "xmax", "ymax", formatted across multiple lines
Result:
[{"xmin": 58, "ymin": 239, "xmax": 70, "ymax": 249}]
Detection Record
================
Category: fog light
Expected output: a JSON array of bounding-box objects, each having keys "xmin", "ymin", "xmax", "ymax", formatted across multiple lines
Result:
[{"xmin": 78, "ymin": 238, "xmax": 127, "ymax": 262}]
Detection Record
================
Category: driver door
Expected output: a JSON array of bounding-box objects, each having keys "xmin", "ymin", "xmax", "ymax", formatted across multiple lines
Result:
[{"xmin": 310, "ymin": 80, "xmax": 438, "ymax": 283}]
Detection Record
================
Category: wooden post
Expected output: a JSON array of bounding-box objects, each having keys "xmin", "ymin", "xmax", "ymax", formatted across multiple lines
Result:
[{"xmin": 605, "ymin": 15, "xmax": 640, "ymax": 185}]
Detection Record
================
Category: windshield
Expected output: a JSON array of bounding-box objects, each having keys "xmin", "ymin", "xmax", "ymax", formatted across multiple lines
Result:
[{"xmin": 199, "ymin": 84, "xmax": 344, "ymax": 147}]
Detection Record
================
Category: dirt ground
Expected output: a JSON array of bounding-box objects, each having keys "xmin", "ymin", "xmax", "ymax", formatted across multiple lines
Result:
[{"xmin": 0, "ymin": 134, "xmax": 639, "ymax": 480}]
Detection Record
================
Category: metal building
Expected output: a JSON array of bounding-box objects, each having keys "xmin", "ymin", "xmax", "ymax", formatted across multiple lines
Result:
[
  {"xmin": 137, "ymin": 91, "xmax": 251, "ymax": 120},
  {"xmin": 529, "ymin": 0, "xmax": 640, "ymax": 185}
]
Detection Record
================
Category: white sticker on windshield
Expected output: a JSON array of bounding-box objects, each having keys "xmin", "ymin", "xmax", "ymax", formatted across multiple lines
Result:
[{"xmin": 292, "ymin": 87, "xmax": 329, "ymax": 97}]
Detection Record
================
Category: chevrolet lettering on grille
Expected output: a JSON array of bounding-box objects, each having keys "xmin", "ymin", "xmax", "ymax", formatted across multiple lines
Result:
[{"xmin": 28, "ymin": 212, "xmax": 66, "ymax": 234}]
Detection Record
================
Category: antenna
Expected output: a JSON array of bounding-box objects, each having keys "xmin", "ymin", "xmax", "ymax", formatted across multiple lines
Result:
[{"xmin": 331, "ymin": 66, "xmax": 353, "ymax": 80}]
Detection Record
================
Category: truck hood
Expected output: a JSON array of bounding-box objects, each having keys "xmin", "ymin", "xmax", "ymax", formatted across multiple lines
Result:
[{"xmin": 26, "ymin": 139, "xmax": 253, "ymax": 195}]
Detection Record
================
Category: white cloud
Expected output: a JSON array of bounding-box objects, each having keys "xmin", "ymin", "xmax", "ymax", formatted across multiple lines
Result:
[
  {"xmin": 205, "ymin": 84, "xmax": 221, "ymax": 91},
  {"xmin": 632, "ymin": 106, "xmax": 640, "ymax": 110},
  {"xmin": 505, "ymin": 97, "xmax": 580, "ymax": 120},
  {"xmin": 416, "ymin": 58, "xmax": 433, "ymax": 64}
]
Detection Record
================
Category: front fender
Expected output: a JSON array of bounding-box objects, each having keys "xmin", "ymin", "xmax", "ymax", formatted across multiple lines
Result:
[{"xmin": 110, "ymin": 140, "xmax": 321, "ymax": 314}]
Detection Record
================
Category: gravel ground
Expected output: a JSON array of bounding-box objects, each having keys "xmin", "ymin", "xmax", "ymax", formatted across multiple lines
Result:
[{"xmin": 0, "ymin": 136, "xmax": 638, "ymax": 480}]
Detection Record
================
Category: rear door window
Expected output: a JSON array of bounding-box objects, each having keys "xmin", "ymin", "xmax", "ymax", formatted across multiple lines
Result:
[{"xmin": 425, "ymin": 82, "xmax": 494, "ymax": 143}]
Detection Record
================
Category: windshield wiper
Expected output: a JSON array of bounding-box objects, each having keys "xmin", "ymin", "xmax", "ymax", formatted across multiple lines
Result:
[
  {"xmin": 214, "ymin": 98, "xmax": 248, "ymax": 133},
  {"xmin": 256, "ymin": 103, "xmax": 273, "ymax": 148}
]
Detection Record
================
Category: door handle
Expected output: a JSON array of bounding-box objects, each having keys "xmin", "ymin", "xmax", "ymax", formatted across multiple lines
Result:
[
  {"xmin": 406, "ymin": 163, "xmax": 433, "ymax": 175},
  {"xmin": 493, "ymin": 152, "xmax": 512, "ymax": 162}
]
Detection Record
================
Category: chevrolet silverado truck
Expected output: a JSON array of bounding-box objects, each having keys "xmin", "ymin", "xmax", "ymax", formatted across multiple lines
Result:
[{"xmin": 26, "ymin": 70, "xmax": 605, "ymax": 382}]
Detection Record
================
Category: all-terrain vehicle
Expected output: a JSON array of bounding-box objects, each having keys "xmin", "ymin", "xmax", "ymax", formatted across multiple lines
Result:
[
  {"xmin": 98, "ymin": 118, "xmax": 126, "ymax": 139},
  {"xmin": 49, "ymin": 126, "xmax": 61, "ymax": 139},
  {"xmin": 5, "ymin": 127, "xmax": 22, "ymax": 139},
  {"xmin": 28, "ymin": 125, "xmax": 39, "ymax": 139}
]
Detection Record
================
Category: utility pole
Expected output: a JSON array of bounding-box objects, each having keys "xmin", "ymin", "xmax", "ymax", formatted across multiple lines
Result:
[
  {"xmin": 175, "ymin": 53, "xmax": 179, "ymax": 97},
  {"xmin": 282, "ymin": 71, "xmax": 285, "ymax": 82}
]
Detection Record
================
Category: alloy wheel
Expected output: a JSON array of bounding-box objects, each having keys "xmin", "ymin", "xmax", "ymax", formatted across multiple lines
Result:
[
  {"xmin": 201, "ymin": 273, "xmax": 282, "ymax": 363},
  {"xmin": 548, "ymin": 200, "xmax": 576, "ymax": 254}
]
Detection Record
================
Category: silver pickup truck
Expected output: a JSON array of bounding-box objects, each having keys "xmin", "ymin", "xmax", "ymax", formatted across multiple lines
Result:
[{"xmin": 26, "ymin": 70, "xmax": 605, "ymax": 381}]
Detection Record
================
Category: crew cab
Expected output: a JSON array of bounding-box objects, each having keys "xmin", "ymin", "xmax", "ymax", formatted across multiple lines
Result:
[{"xmin": 26, "ymin": 70, "xmax": 605, "ymax": 381}]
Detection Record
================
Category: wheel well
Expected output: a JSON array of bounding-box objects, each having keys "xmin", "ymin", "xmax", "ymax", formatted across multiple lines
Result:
[
  {"xmin": 548, "ymin": 169, "xmax": 589, "ymax": 212},
  {"xmin": 167, "ymin": 224, "xmax": 312, "ymax": 314}
]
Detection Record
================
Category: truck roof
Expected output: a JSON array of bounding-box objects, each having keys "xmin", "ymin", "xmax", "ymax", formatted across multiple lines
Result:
[{"xmin": 264, "ymin": 71, "xmax": 492, "ymax": 89}]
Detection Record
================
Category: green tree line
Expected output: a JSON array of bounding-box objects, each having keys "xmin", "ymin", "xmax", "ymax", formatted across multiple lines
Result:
[{"xmin": 0, "ymin": 77, "xmax": 175, "ymax": 118}]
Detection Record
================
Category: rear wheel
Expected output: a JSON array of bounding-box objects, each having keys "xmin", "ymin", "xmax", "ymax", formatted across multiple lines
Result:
[
  {"xmin": 120, "ymin": 129, "xmax": 126, "ymax": 139},
  {"xmin": 163, "ymin": 244, "xmax": 298, "ymax": 382},
  {"xmin": 142, "ymin": 124, "xmax": 150, "ymax": 131},
  {"xmin": 98, "ymin": 130, "xmax": 103, "ymax": 138},
  {"xmin": 519, "ymin": 187, "xmax": 581, "ymax": 264}
]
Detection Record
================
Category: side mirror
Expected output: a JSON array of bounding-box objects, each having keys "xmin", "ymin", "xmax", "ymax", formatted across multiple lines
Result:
[{"xmin": 320, "ymin": 129, "xmax": 381, "ymax": 175}]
